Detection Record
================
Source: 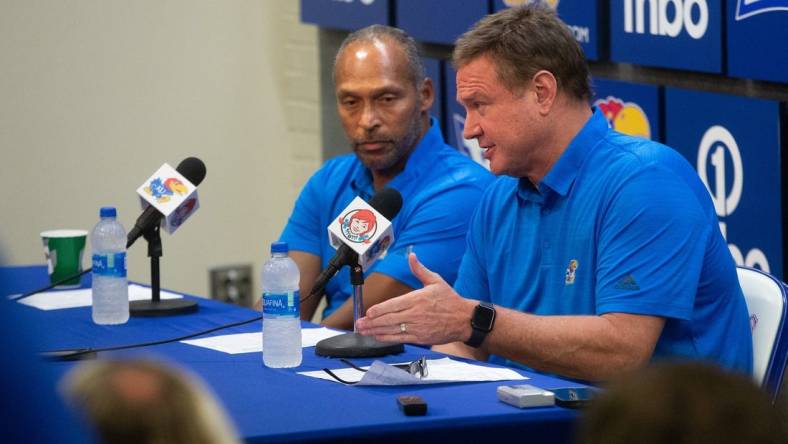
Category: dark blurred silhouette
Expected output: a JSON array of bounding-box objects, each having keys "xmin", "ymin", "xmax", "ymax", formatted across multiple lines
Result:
[
  {"xmin": 62, "ymin": 358, "xmax": 239, "ymax": 444},
  {"xmin": 578, "ymin": 362, "xmax": 787, "ymax": 444}
]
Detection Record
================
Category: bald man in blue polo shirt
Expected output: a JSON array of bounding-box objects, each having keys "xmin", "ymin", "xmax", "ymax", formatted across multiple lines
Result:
[
  {"xmin": 277, "ymin": 25, "xmax": 493, "ymax": 330},
  {"xmin": 357, "ymin": 6, "xmax": 752, "ymax": 381}
]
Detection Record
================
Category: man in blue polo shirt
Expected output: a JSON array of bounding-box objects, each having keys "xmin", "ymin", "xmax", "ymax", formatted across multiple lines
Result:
[
  {"xmin": 278, "ymin": 25, "xmax": 493, "ymax": 330},
  {"xmin": 357, "ymin": 6, "xmax": 752, "ymax": 381}
]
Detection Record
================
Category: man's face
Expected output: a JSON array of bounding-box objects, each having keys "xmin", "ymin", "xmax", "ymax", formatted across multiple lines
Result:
[
  {"xmin": 349, "ymin": 218, "xmax": 369, "ymax": 235},
  {"xmin": 456, "ymin": 55, "xmax": 546, "ymax": 177},
  {"xmin": 334, "ymin": 39, "xmax": 431, "ymax": 173}
]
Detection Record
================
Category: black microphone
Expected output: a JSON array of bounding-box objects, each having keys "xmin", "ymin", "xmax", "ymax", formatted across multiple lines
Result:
[
  {"xmin": 126, "ymin": 157, "xmax": 207, "ymax": 248},
  {"xmin": 309, "ymin": 187, "xmax": 403, "ymax": 300}
]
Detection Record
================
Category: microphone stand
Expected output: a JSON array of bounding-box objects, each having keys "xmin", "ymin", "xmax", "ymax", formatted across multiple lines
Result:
[
  {"xmin": 129, "ymin": 224, "xmax": 198, "ymax": 316},
  {"xmin": 315, "ymin": 258, "xmax": 404, "ymax": 358}
]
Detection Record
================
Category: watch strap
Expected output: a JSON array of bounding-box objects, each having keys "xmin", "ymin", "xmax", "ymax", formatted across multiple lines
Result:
[
  {"xmin": 465, "ymin": 327, "xmax": 487, "ymax": 348},
  {"xmin": 464, "ymin": 302, "xmax": 495, "ymax": 348}
]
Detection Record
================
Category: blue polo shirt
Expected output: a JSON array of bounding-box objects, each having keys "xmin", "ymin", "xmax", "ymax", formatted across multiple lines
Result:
[
  {"xmin": 282, "ymin": 119, "xmax": 494, "ymax": 317},
  {"xmin": 455, "ymin": 109, "xmax": 753, "ymax": 374}
]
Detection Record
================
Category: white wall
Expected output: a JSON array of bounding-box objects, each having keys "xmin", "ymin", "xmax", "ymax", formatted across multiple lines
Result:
[{"xmin": 0, "ymin": 0, "xmax": 321, "ymax": 298}]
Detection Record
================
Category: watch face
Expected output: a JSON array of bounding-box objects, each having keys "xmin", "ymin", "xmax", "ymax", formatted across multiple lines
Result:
[{"xmin": 472, "ymin": 303, "xmax": 495, "ymax": 331}]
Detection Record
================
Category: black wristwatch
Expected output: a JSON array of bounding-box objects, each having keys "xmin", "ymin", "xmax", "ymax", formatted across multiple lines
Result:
[{"xmin": 465, "ymin": 301, "xmax": 496, "ymax": 348}]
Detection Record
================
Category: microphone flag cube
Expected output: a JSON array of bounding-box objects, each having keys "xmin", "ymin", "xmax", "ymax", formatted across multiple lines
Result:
[
  {"xmin": 327, "ymin": 196, "xmax": 394, "ymax": 270},
  {"xmin": 136, "ymin": 163, "xmax": 200, "ymax": 235}
]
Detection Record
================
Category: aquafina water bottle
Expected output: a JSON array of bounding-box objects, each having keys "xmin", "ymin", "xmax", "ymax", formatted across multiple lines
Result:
[
  {"xmin": 90, "ymin": 206, "xmax": 129, "ymax": 325},
  {"xmin": 262, "ymin": 241, "xmax": 302, "ymax": 368}
]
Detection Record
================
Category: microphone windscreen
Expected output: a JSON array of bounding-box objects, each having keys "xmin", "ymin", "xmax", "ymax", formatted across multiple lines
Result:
[
  {"xmin": 176, "ymin": 157, "xmax": 207, "ymax": 186},
  {"xmin": 368, "ymin": 188, "xmax": 403, "ymax": 220}
]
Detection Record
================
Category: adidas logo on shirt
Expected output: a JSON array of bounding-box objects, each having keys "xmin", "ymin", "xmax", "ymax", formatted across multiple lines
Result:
[{"xmin": 615, "ymin": 273, "xmax": 640, "ymax": 291}]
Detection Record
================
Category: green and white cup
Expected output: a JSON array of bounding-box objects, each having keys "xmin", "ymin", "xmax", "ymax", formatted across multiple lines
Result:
[{"xmin": 40, "ymin": 229, "xmax": 88, "ymax": 288}]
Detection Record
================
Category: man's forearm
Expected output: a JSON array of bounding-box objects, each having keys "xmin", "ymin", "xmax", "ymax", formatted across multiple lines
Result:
[{"xmin": 482, "ymin": 308, "xmax": 664, "ymax": 381}]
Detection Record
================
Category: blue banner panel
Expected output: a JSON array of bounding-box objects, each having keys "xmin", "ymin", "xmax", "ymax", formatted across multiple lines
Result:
[
  {"xmin": 591, "ymin": 77, "xmax": 662, "ymax": 142},
  {"xmin": 665, "ymin": 88, "xmax": 783, "ymax": 277},
  {"xmin": 443, "ymin": 64, "xmax": 489, "ymax": 169},
  {"xmin": 301, "ymin": 0, "xmax": 389, "ymax": 31},
  {"xmin": 422, "ymin": 57, "xmax": 445, "ymax": 135},
  {"xmin": 494, "ymin": 0, "xmax": 605, "ymax": 61},
  {"xmin": 396, "ymin": 0, "xmax": 489, "ymax": 45},
  {"xmin": 727, "ymin": 0, "xmax": 788, "ymax": 83},
  {"xmin": 610, "ymin": 0, "xmax": 722, "ymax": 73}
]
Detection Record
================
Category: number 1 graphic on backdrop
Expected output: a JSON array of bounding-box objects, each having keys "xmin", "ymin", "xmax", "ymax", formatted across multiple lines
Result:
[{"xmin": 697, "ymin": 125, "xmax": 769, "ymax": 271}]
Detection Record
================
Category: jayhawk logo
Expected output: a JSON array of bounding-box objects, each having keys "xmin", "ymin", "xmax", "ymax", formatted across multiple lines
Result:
[
  {"xmin": 565, "ymin": 259, "xmax": 579, "ymax": 285},
  {"xmin": 144, "ymin": 177, "xmax": 189, "ymax": 203}
]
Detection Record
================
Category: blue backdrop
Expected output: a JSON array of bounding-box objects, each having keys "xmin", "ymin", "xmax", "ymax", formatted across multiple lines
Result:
[
  {"xmin": 396, "ymin": 0, "xmax": 488, "ymax": 45},
  {"xmin": 301, "ymin": 0, "xmax": 390, "ymax": 31},
  {"xmin": 727, "ymin": 0, "xmax": 788, "ymax": 83},
  {"xmin": 591, "ymin": 77, "xmax": 662, "ymax": 142},
  {"xmin": 494, "ymin": 0, "xmax": 605, "ymax": 60},
  {"xmin": 610, "ymin": 0, "xmax": 722, "ymax": 73},
  {"xmin": 665, "ymin": 88, "xmax": 783, "ymax": 277}
]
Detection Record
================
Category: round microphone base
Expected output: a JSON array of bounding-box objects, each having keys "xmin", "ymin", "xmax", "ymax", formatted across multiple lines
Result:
[
  {"xmin": 130, "ymin": 299, "xmax": 199, "ymax": 317},
  {"xmin": 315, "ymin": 332, "xmax": 404, "ymax": 358}
]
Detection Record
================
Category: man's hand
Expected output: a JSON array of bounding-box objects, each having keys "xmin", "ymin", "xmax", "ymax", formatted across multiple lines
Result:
[{"xmin": 356, "ymin": 253, "xmax": 475, "ymax": 345}]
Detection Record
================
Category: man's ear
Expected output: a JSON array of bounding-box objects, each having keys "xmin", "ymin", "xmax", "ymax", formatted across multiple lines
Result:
[
  {"xmin": 531, "ymin": 70, "xmax": 557, "ymax": 115},
  {"xmin": 419, "ymin": 77, "xmax": 435, "ymax": 113}
]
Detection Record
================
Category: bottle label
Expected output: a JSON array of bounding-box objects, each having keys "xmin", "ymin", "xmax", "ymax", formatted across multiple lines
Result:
[
  {"xmin": 92, "ymin": 252, "xmax": 127, "ymax": 278},
  {"xmin": 263, "ymin": 290, "xmax": 299, "ymax": 318}
]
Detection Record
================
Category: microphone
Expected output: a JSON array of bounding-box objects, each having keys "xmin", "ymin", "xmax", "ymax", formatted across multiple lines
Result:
[
  {"xmin": 127, "ymin": 157, "xmax": 206, "ymax": 248},
  {"xmin": 309, "ymin": 188, "xmax": 403, "ymax": 300}
]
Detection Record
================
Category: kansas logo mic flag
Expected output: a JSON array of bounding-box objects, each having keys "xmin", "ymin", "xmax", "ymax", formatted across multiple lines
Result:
[{"xmin": 137, "ymin": 163, "xmax": 200, "ymax": 235}]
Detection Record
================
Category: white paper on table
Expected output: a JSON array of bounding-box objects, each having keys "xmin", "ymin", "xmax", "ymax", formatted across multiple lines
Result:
[
  {"xmin": 299, "ymin": 357, "xmax": 529, "ymax": 385},
  {"xmin": 180, "ymin": 327, "xmax": 345, "ymax": 354},
  {"xmin": 14, "ymin": 284, "xmax": 182, "ymax": 311}
]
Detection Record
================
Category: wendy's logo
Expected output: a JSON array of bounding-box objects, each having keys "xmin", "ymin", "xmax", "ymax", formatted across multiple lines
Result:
[{"xmin": 339, "ymin": 209, "xmax": 377, "ymax": 244}]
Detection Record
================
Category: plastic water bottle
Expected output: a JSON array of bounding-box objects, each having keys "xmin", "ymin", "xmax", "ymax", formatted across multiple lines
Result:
[
  {"xmin": 90, "ymin": 207, "xmax": 129, "ymax": 325},
  {"xmin": 262, "ymin": 241, "xmax": 302, "ymax": 368}
]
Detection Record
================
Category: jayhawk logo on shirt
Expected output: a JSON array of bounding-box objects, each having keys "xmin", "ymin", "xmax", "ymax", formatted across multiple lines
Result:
[{"xmin": 565, "ymin": 259, "xmax": 578, "ymax": 285}]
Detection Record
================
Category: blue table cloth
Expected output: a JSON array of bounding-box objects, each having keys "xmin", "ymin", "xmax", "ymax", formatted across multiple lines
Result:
[{"xmin": 1, "ymin": 265, "xmax": 582, "ymax": 443}]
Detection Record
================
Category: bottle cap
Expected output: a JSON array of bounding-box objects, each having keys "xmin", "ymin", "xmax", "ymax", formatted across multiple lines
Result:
[
  {"xmin": 100, "ymin": 207, "xmax": 117, "ymax": 218},
  {"xmin": 271, "ymin": 241, "xmax": 288, "ymax": 254}
]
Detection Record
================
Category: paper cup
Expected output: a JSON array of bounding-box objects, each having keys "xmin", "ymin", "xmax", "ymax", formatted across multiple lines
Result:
[{"xmin": 41, "ymin": 229, "xmax": 88, "ymax": 287}]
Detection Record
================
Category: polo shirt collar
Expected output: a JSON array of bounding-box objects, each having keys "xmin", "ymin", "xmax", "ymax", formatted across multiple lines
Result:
[
  {"xmin": 517, "ymin": 107, "xmax": 607, "ymax": 203},
  {"xmin": 350, "ymin": 117, "xmax": 443, "ymax": 198}
]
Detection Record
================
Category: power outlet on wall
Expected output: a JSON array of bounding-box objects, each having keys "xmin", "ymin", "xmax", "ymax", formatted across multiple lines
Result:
[{"xmin": 210, "ymin": 265, "xmax": 254, "ymax": 307}]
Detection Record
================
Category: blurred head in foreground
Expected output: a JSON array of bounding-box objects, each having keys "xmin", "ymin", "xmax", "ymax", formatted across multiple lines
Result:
[
  {"xmin": 62, "ymin": 358, "xmax": 240, "ymax": 444},
  {"xmin": 578, "ymin": 362, "xmax": 786, "ymax": 444}
]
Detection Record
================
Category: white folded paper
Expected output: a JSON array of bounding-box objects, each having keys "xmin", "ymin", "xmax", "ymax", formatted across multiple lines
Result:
[
  {"xmin": 299, "ymin": 357, "xmax": 529, "ymax": 385},
  {"xmin": 180, "ymin": 327, "xmax": 345, "ymax": 354},
  {"xmin": 15, "ymin": 284, "xmax": 182, "ymax": 311}
]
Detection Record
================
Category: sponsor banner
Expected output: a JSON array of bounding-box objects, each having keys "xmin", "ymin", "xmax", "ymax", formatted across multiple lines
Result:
[
  {"xmin": 422, "ymin": 57, "xmax": 445, "ymax": 135},
  {"xmin": 665, "ymin": 87, "xmax": 783, "ymax": 277},
  {"xmin": 727, "ymin": 0, "xmax": 788, "ymax": 83},
  {"xmin": 301, "ymin": 0, "xmax": 389, "ymax": 31},
  {"xmin": 396, "ymin": 0, "xmax": 489, "ymax": 45},
  {"xmin": 592, "ymin": 77, "xmax": 661, "ymax": 141},
  {"xmin": 494, "ymin": 0, "xmax": 605, "ymax": 60},
  {"xmin": 443, "ymin": 64, "xmax": 489, "ymax": 169},
  {"xmin": 610, "ymin": 0, "xmax": 723, "ymax": 73}
]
